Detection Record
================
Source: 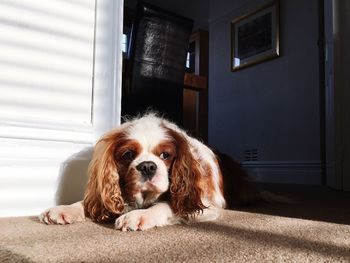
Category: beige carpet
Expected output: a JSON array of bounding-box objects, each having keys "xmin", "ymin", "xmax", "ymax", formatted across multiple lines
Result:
[{"xmin": 1, "ymin": 201, "xmax": 350, "ymax": 263}]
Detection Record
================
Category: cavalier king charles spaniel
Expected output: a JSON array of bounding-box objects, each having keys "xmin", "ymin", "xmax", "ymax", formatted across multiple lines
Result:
[{"xmin": 39, "ymin": 114, "xmax": 279, "ymax": 231}]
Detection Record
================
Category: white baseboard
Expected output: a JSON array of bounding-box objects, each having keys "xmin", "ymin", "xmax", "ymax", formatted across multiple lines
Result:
[{"xmin": 242, "ymin": 161, "xmax": 322, "ymax": 185}]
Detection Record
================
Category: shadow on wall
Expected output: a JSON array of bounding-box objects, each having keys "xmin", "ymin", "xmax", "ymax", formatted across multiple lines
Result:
[{"xmin": 55, "ymin": 147, "xmax": 94, "ymax": 205}]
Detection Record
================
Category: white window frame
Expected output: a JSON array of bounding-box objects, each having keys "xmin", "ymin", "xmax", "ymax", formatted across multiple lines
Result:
[{"xmin": 93, "ymin": 0, "xmax": 124, "ymax": 138}]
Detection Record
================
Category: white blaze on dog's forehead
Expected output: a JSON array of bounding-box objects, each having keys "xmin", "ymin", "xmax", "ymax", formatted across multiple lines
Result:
[{"xmin": 126, "ymin": 115, "xmax": 169, "ymax": 150}]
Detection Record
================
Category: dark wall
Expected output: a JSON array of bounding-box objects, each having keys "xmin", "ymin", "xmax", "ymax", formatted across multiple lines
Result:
[{"xmin": 208, "ymin": 0, "xmax": 322, "ymax": 184}]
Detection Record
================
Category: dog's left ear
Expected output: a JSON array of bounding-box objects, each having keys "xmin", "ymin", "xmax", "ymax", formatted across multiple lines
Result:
[
  {"xmin": 166, "ymin": 128, "xmax": 206, "ymax": 220},
  {"xmin": 84, "ymin": 130, "xmax": 126, "ymax": 223}
]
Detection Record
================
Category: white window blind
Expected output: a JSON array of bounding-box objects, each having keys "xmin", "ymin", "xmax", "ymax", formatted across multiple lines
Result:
[{"xmin": 0, "ymin": 0, "xmax": 124, "ymax": 217}]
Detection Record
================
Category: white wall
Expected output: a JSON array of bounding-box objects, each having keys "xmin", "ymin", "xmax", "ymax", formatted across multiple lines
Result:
[{"xmin": 0, "ymin": 0, "xmax": 124, "ymax": 217}]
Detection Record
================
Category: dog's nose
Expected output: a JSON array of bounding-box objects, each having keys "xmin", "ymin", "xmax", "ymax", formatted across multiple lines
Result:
[{"xmin": 136, "ymin": 161, "xmax": 157, "ymax": 179}]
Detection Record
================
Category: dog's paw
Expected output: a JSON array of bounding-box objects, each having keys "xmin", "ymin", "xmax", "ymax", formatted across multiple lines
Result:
[
  {"xmin": 39, "ymin": 205, "xmax": 85, "ymax": 225},
  {"xmin": 115, "ymin": 209, "xmax": 155, "ymax": 231}
]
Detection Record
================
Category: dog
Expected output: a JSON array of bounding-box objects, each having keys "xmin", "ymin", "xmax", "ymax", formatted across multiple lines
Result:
[{"xmin": 39, "ymin": 113, "xmax": 284, "ymax": 231}]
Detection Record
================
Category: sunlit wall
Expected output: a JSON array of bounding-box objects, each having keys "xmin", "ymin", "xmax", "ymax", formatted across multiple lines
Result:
[{"xmin": 0, "ymin": 0, "xmax": 96, "ymax": 217}]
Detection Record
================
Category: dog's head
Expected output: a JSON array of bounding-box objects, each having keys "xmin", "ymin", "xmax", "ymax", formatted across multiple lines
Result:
[{"xmin": 83, "ymin": 114, "xmax": 205, "ymax": 222}]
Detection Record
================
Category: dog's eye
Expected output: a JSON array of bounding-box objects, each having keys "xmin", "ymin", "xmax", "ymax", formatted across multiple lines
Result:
[
  {"xmin": 122, "ymin": 150, "xmax": 135, "ymax": 161},
  {"xmin": 160, "ymin": 152, "xmax": 170, "ymax": 160}
]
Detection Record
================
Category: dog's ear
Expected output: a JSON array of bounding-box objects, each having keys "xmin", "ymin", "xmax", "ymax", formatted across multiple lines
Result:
[
  {"xmin": 166, "ymin": 128, "xmax": 206, "ymax": 220},
  {"xmin": 84, "ymin": 131, "xmax": 125, "ymax": 223}
]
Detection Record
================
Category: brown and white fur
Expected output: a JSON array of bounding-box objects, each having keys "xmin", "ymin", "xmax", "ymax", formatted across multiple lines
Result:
[{"xmin": 39, "ymin": 114, "xmax": 277, "ymax": 231}]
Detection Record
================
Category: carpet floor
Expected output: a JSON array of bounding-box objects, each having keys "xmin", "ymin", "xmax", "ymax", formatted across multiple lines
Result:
[{"xmin": 1, "ymin": 186, "xmax": 349, "ymax": 262}]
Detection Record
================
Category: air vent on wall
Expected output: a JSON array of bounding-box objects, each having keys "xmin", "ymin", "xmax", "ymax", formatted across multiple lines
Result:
[{"xmin": 244, "ymin": 149, "xmax": 259, "ymax": 162}]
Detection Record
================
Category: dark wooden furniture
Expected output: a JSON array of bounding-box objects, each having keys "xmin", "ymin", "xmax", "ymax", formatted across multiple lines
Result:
[{"xmin": 183, "ymin": 30, "xmax": 209, "ymax": 142}]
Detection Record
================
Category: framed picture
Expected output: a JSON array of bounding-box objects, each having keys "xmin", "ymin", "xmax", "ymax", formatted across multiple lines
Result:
[{"xmin": 231, "ymin": 0, "xmax": 279, "ymax": 71}]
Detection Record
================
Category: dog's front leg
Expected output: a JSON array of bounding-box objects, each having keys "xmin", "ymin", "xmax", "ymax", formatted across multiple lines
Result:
[{"xmin": 115, "ymin": 202, "xmax": 178, "ymax": 231}]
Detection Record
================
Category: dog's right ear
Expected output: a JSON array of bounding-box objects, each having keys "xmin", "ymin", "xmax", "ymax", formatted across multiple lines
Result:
[
  {"xmin": 165, "ymin": 128, "xmax": 206, "ymax": 220},
  {"xmin": 84, "ymin": 130, "xmax": 126, "ymax": 223}
]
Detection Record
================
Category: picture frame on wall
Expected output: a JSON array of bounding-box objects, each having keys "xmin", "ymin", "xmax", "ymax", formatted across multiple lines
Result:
[{"xmin": 231, "ymin": 0, "xmax": 280, "ymax": 71}]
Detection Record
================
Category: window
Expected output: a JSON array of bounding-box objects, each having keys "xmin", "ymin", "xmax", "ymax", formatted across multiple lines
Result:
[
  {"xmin": 186, "ymin": 52, "xmax": 190, "ymax": 69},
  {"xmin": 122, "ymin": 33, "xmax": 128, "ymax": 54},
  {"xmin": 0, "ymin": 0, "xmax": 123, "ymax": 217}
]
